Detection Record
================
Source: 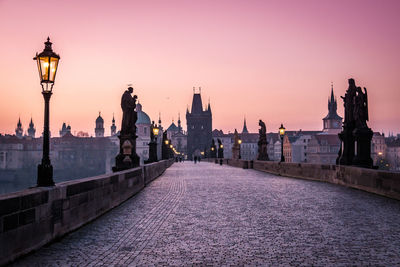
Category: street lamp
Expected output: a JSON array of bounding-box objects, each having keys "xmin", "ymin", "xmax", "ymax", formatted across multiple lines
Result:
[
  {"xmin": 153, "ymin": 125, "xmax": 159, "ymax": 138},
  {"xmin": 238, "ymin": 138, "xmax": 242, "ymax": 159},
  {"xmin": 279, "ymin": 123, "xmax": 285, "ymax": 162},
  {"xmin": 148, "ymin": 124, "xmax": 159, "ymax": 163},
  {"xmin": 34, "ymin": 37, "xmax": 60, "ymax": 186}
]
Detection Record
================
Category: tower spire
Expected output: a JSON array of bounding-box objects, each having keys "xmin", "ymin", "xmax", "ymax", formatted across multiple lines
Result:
[
  {"xmin": 178, "ymin": 112, "xmax": 182, "ymax": 133},
  {"xmin": 242, "ymin": 116, "xmax": 249, "ymax": 133}
]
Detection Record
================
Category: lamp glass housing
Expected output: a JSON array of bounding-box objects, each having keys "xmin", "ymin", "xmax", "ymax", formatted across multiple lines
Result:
[
  {"xmin": 34, "ymin": 38, "xmax": 60, "ymax": 92},
  {"xmin": 279, "ymin": 124, "xmax": 286, "ymax": 136},
  {"xmin": 165, "ymin": 140, "xmax": 169, "ymax": 145},
  {"xmin": 153, "ymin": 127, "xmax": 159, "ymax": 136},
  {"xmin": 238, "ymin": 139, "xmax": 242, "ymax": 145}
]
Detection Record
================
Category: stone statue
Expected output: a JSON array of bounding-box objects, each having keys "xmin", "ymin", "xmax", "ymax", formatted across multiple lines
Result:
[
  {"xmin": 340, "ymin": 78, "xmax": 357, "ymax": 126},
  {"xmin": 259, "ymin": 120, "xmax": 266, "ymax": 135},
  {"xmin": 232, "ymin": 129, "xmax": 240, "ymax": 160},
  {"xmin": 113, "ymin": 86, "xmax": 140, "ymax": 171},
  {"xmin": 354, "ymin": 87, "xmax": 368, "ymax": 128},
  {"xmin": 338, "ymin": 79, "xmax": 372, "ymax": 168},
  {"xmin": 257, "ymin": 120, "xmax": 269, "ymax": 161},
  {"xmin": 121, "ymin": 87, "xmax": 138, "ymax": 135}
]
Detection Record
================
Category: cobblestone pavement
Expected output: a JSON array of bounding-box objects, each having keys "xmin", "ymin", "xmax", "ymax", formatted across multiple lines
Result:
[{"xmin": 13, "ymin": 162, "xmax": 400, "ymax": 266}]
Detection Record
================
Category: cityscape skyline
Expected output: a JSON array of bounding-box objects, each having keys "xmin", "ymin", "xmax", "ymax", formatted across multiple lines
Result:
[{"xmin": 1, "ymin": 0, "xmax": 399, "ymax": 136}]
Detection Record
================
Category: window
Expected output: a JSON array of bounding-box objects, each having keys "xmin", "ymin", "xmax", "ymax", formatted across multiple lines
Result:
[{"xmin": 144, "ymin": 127, "xmax": 147, "ymax": 134}]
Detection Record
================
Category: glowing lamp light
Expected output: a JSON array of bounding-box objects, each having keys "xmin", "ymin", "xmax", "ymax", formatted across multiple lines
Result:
[
  {"xmin": 33, "ymin": 37, "xmax": 60, "ymax": 92},
  {"xmin": 378, "ymin": 152, "xmax": 383, "ymax": 156},
  {"xmin": 211, "ymin": 147, "xmax": 214, "ymax": 151},
  {"xmin": 165, "ymin": 140, "xmax": 169, "ymax": 145},
  {"xmin": 170, "ymin": 144, "xmax": 173, "ymax": 148},
  {"xmin": 153, "ymin": 126, "xmax": 159, "ymax": 136},
  {"xmin": 238, "ymin": 139, "xmax": 242, "ymax": 145},
  {"xmin": 279, "ymin": 124, "xmax": 286, "ymax": 136},
  {"xmin": 220, "ymin": 144, "xmax": 224, "ymax": 149},
  {"xmin": 201, "ymin": 151, "xmax": 205, "ymax": 155}
]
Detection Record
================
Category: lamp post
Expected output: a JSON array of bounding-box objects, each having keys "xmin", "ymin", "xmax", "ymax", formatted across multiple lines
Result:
[
  {"xmin": 279, "ymin": 123, "xmax": 285, "ymax": 162},
  {"xmin": 238, "ymin": 138, "xmax": 242, "ymax": 159},
  {"xmin": 34, "ymin": 37, "xmax": 60, "ymax": 186},
  {"xmin": 148, "ymin": 124, "xmax": 159, "ymax": 163}
]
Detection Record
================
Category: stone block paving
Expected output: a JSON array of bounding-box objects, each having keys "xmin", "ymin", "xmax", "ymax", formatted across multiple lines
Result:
[{"xmin": 12, "ymin": 162, "xmax": 400, "ymax": 266}]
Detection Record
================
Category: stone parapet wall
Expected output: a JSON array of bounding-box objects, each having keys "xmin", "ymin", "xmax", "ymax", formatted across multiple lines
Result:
[
  {"xmin": 206, "ymin": 157, "xmax": 400, "ymax": 201},
  {"xmin": 0, "ymin": 159, "xmax": 174, "ymax": 266}
]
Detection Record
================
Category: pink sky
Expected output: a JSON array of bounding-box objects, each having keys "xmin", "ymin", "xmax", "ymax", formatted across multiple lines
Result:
[{"xmin": 0, "ymin": 0, "xmax": 399, "ymax": 136}]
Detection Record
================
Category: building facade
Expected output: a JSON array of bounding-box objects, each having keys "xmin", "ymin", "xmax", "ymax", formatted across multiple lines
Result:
[{"xmin": 135, "ymin": 103, "xmax": 151, "ymax": 165}]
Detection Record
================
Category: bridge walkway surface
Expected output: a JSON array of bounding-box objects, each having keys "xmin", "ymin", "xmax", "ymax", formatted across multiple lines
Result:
[{"xmin": 12, "ymin": 162, "xmax": 400, "ymax": 266}]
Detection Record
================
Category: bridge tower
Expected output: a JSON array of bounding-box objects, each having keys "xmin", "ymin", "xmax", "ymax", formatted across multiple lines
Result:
[{"xmin": 186, "ymin": 87, "xmax": 212, "ymax": 159}]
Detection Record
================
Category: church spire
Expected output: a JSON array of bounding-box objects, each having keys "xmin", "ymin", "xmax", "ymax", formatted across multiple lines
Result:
[
  {"xmin": 15, "ymin": 117, "xmax": 23, "ymax": 138},
  {"xmin": 28, "ymin": 117, "xmax": 36, "ymax": 138},
  {"xmin": 242, "ymin": 117, "xmax": 249, "ymax": 134},
  {"xmin": 111, "ymin": 113, "xmax": 116, "ymax": 136},
  {"xmin": 178, "ymin": 113, "xmax": 182, "ymax": 133}
]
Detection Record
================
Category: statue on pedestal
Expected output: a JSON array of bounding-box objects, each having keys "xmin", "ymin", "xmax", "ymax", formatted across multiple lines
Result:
[
  {"xmin": 113, "ymin": 87, "xmax": 140, "ymax": 171},
  {"xmin": 337, "ymin": 79, "xmax": 373, "ymax": 168},
  {"xmin": 257, "ymin": 120, "xmax": 269, "ymax": 161},
  {"xmin": 232, "ymin": 129, "xmax": 240, "ymax": 160}
]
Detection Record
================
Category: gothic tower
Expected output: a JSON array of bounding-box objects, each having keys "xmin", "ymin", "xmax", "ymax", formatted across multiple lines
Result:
[
  {"xmin": 15, "ymin": 117, "xmax": 23, "ymax": 138},
  {"xmin": 242, "ymin": 117, "xmax": 249, "ymax": 134},
  {"xmin": 186, "ymin": 87, "xmax": 212, "ymax": 159},
  {"xmin": 28, "ymin": 117, "xmax": 36, "ymax": 138},
  {"xmin": 177, "ymin": 113, "xmax": 182, "ymax": 133},
  {"xmin": 323, "ymin": 84, "xmax": 342, "ymax": 133},
  {"xmin": 95, "ymin": 112, "xmax": 105, "ymax": 137},
  {"xmin": 111, "ymin": 114, "xmax": 117, "ymax": 136}
]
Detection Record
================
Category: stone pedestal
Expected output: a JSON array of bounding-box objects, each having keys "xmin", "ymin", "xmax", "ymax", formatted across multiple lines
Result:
[
  {"xmin": 113, "ymin": 133, "xmax": 140, "ymax": 172},
  {"xmin": 338, "ymin": 127, "xmax": 355, "ymax": 166},
  {"xmin": 147, "ymin": 141, "xmax": 158, "ymax": 163},
  {"xmin": 352, "ymin": 127, "xmax": 373, "ymax": 168},
  {"xmin": 257, "ymin": 141, "xmax": 269, "ymax": 161},
  {"xmin": 232, "ymin": 145, "xmax": 240, "ymax": 160}
]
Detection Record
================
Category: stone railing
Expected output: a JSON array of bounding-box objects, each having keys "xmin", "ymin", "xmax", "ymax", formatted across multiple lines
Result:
[
  {"xmin": 0, "ymin": 159, "xmax": 174, "ymax": 266},
  {"xmin": 206, "ymin": 158, "xmax": 400, "ymax": 201}
]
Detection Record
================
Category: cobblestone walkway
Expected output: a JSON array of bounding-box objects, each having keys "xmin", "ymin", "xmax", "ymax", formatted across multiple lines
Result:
[{"xmin": 13, "ymin": 162, "xmax": 400, "ymax": 266}]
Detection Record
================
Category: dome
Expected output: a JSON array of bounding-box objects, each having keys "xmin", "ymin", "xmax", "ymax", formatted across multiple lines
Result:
[
  {"xmin": 96, "ymin": 112, "xmax": 104, "ymax": 123},
  {"xmin": 167, "ymin": 122, "xmax": 178, "ymax": 132},
  {"xmin": 136, "ymin": 104, "xmax": 151, "ymax": 125}
]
